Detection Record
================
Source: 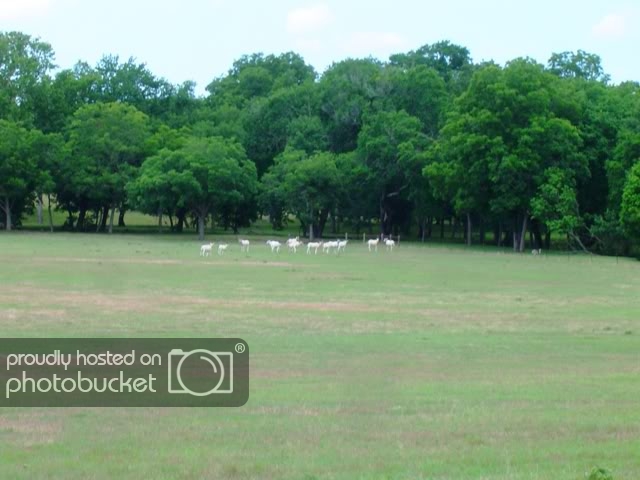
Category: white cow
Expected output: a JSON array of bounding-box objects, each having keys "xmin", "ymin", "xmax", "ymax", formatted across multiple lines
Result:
[
  {"xmin": 200, "ymin": 242, "xmax": 214, "ymax": 257},
  {"xmin": 287, "ymin": 238, "xmax": 302, "ymax": 253},
  {"xmin": 217, "ymin": 243, "xmax": 229, "ymax": 255},
  {"xmin": 239, "ymin": 239, "xmax": 250, "ymax": 252},
  {"xmin": 367, "ymin": 238, "xmax": 379, "ymax": 252},
  {"xmin": 306, "ymin": 241, "xmax": 322, "ymax": 254},
  {"xmin": 266, "ymin": 240, "xmax": 281, "ymax": 253},
  {"xmin": 323, "ymin": 240, "xmax": 339, "ymax": 253},
  {"xmin": 384, "ymin": 239, "xmax": 396, "ymax": 251},
  {"xmin": 337, "ymin": 240, "xmax": 348, "ymax": 253}
]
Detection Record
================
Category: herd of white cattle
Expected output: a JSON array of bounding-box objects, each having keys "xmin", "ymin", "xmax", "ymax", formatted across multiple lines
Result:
[{"xmin": 199, "ymin": 236, "xmax": 396, "ymax": 256}]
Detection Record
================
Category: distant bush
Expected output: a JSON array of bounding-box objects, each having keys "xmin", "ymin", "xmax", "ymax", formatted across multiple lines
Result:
[
  {"xmin": 586, "ymin": 466, "xmax": 613, "ymax": 480},
  {"xmin": 591, "ymin": 212, "xmax": 631, "ymax": 256}
]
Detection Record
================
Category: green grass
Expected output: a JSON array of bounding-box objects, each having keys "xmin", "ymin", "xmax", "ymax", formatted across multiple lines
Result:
[{"xmin": 1, "ymin": 232, "xmax": 639, "ymax": 479}]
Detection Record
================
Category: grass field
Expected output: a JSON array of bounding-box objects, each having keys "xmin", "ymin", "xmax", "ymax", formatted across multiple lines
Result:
[{"xmin": 1, "ymin": 232, "xmax": 639, "ymax": 479}]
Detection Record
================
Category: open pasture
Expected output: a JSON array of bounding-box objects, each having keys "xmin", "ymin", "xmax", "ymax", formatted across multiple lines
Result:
[{"xmin": 1, "ymin": 233, "xmax": 639, "ymax": 479}]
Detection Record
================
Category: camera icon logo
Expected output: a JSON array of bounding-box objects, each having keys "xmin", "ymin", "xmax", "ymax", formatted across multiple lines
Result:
[{"xmin": 167, "ymin": 349, "xmax": 234, "ymax": 396}]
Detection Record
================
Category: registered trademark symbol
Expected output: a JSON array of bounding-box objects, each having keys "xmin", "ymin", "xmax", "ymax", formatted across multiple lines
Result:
[{"xmin": 235, "ymin": 343, "xmax": 246, "ymax": 354}]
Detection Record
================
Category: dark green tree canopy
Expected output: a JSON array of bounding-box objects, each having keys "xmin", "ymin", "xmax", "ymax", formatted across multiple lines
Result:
[
  {"xmin": 2, "ymin": 28, "xmax": 640, "ymax": 255},
  {"xmin": 548, "ymin": 50, "xmax": 610, "ymax": 83},
  {"xmin": 0, "ymin": 31, "xmax": 55, "ymax": 124}
]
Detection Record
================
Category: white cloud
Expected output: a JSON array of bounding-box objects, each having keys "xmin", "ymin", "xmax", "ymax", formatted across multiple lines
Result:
[
  {"xmin": 0, "ymin": 0, "xmax": 51, "ymax": 19},
  {"xmin": 346, "ymin": 32, "xmax": 407, "ymax": 56},
  {"xmin": 592, "ymin": 13, "xmax": 627, "ymax": 39},
  {"xmin": 287, "ymin": 4, "xmax": 332, "ymax": 34}
]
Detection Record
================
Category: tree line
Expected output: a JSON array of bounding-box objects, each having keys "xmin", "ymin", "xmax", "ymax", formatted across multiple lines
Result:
[{"xmin": 1, "ymin": 31, "xmax": 639, "ymax": 254}]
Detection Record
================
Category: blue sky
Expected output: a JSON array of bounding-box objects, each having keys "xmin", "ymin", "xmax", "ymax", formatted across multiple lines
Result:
[{"xmin": 1, "ymin": 0, "xmax": 638, "ymax": 95}]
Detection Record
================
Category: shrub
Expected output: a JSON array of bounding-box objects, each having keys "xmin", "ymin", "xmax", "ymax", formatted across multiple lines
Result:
[{"xmin": 586, "ymin": 466, "xmax": 613, "ymax": 480}]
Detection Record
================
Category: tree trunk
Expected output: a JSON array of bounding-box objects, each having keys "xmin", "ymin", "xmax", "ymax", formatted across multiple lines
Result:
[
  {"xmin": 440, "ymin": 216, "xmax": 445, "ymax": 239},
  {"xmin": 568, "ymin": 230, "xmax": 592, "ymax": 253},
  {"xmin": 379, "ymin": 194, "xmax": 388, "ymax": 236},
  {"xmin": 451, "ymin": 217, "xmax": 458, "ymax": 239},
  {"xmin": 466, "ymin": 213, "xmax": 472, "ymax": 246},
  {"xmin": 503, "ymin": 228, "xmax": 511, "ymax": 247},
  {"xmin": 168, "ymin": 215, "xmax": 174, "ymax": 230},
  {"xmin": 36, "ymin": 194, "xmax": 43, "ymax": 225},
  {"xmin": 100, "ymin": 205, "xmax": 109, "ymax": 231},
  {"xmin": 96, "ymin": 209, "xmax": 102, "ymax": 232},
  {"xmin": 3, "ymin": 197, "xmax": 11, "ymax": 231},
  {"xmin": 518, "ymin": 214, "xmax": 528, "ymax": 252},
  {"xmin": 318, "ymin": 209, "xmax": 329, "ymax": 238},
  {"xmin": 158, "ymin": 208, "xmax": 163, "ymax": 233},
  {"xmin": 531, "ymin": 220, "xmax": 543, "ymax": 250},
  {"xmin": 66, "ymin": 208, "xmax": 73, "ymax": 228},
  {"xmin": 545, "ymin": 230, "xmax": 551, "ymax": 250},
  {"xmin": 479, "ymin": 218, "xmax": 485, "ymax": 245},
  {"xmin": 77, "ymin": 207, "xmax": 87, "ymax": 231},
  {"xmin": 47, "ymin": 194, "xmax": 54, "ymax": 232},
  {"xmin": 309, "ymin": 222, "xmax": 314, "ymax": 241},
  {"xmin": 197, "ymin": 215, "xmax": 205, "ymax": 241},
  {"xmin": 108, "ymin": 206, "xmax": 115, "ymax": 234},
  {"xmin": 118, "ymin": 208, "xmax": 126, "ymax": 227}
]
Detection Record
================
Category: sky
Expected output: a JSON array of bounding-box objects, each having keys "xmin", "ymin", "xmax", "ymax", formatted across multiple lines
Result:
[{"xmin": 1, "ymin": 0, "xmax": 638, "ymax": 95}]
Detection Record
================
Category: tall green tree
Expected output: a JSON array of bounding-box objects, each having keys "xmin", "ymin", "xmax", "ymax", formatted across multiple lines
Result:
[
  {"xmin": 427, "ymin": 60, "xmax": 587, "ymax": 250},
  {"xmin": 424, "ymin": 115, "xmax": 499, "ymax": 245},
  {"xmin": 389, "ymin": 41, "xmax": 474, "ymax": 94},
  {"xmin": 0, "ymin": 120, "xmax": 40, "ymax": 230},
  {"xmin": 620, "ymin": 162, "xmax": 640, "ymax": 245},
  {"xmin": 387, "ymin": 65, "xmax": 448, "ymax": 138},
  {"xmin": 64, "ymin": 102, "xmax": 151, "ymax": 232},
  {"xmin": 531, "ymin": 167, "xmax": 585, "ymax": 250},
  {"xmin": 0, "ymin": 31, "xmax": 55, "ymax": 125},
  {"xmin": 357, "ymin": 110, "xmax": 426, "ymax": 235},
  {"xmin": 319, "ymin": 58, "xmax": 387, "ymax": 153},
  {"xmin": 547, "ymin": 50, "xmax": 609, "ymax": 83},
  {"xmin": 31, "ymin": 131, "xmax": 63, "ymax": 231},
  {"xmin": 242, "ymin": 82, "xmax": 319, "ymax": 175},
  {"xmin": 132, "ymin": 137, "xmax": 258, "ymax": 239},
  {"xmin": 127, "ymin": 146, "xmax": 188, "ymax": 232},
  {"xmin": 94, "ymin": 55, "xmax": 170, "ymax": 113},
  {"xmin": 206, "ymin": 52, "xmax": 316, "ymax": 108},
  {"xmin": 261, "ymin": 148, "xmax": 341, "ymax": 238}
]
